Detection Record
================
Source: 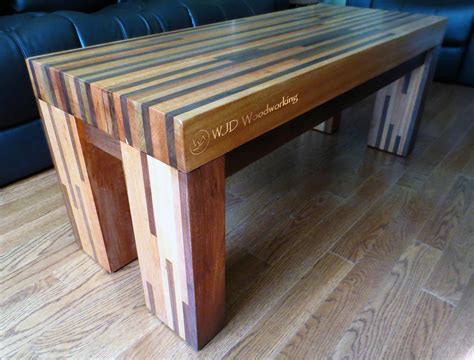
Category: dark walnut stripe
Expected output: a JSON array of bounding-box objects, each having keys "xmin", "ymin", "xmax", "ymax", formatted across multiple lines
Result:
[
  {"xmin": 29, "ymin": 4, "xmax": 446, "ymax": 172},
  {"xmin": 113, "ymin": 11, "xmax": 388, "ymax": 95},
  {"xmin": 140, "ymin": 152, "xmax": 157, "ymax": 236},
  {"xmin": 166, "ymin": 259, "xmax": 180, "ymax": 334},
  {"xmin": 146, "ymin": 281, "xmax": 157, "ymax": 316},
  {"xmin": 128, "ymin": 15, "xmax": 409, "ymax": 102}
]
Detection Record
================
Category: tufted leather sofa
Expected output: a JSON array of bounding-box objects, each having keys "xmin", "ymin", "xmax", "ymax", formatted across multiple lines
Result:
[
  {"xmin": 0, "ymin": 0, "xmax": 290, "ymax": 186},
  {"xmin": 347, "ymin": 0, "xmax": 474, "ymax": 86}
]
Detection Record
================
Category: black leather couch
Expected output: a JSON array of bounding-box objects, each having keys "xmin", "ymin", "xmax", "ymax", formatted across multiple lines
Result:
[
  {"xmin": 347, "ymin": 0, "xmax": 474, "ymax": 85},
  {"xmin": 0, "ymin": 0, "xmax": 473, "ymax": 186}
]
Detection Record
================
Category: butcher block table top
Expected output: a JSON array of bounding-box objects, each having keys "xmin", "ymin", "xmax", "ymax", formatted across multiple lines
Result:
[{"xmin": 28, "ymin": 4, "xmax": 446, "ymax": 172}]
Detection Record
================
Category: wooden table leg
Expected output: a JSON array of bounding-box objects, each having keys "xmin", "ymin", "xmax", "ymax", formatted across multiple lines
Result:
[
  {"xmin": 120, "ymin": 142, "xmax": 226, "ymax": 350},
  {"xmin": 38, "ymin": 100, "xmax": 137, "ymax": 272},
  {"xmin": 368, "ymin": 47, "xmax": 439, "ymax": 156},
  {"xmin": 314, "ymin": 114, "xmax": 341, "ymax": 134}
]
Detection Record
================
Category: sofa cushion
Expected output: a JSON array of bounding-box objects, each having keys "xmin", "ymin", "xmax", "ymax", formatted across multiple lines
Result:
[
  {"xmin": 436, "ymin": 46, "xmax": 466, "ymax": 82},
  {"xmin": 1, "ymin": 2, "xmax": 13, "ymax": 15},
  {"xmin": 209, "ymin": 0, "xmax": 254, "ymax": 20},
  {"xmin": 140, "ymin": 1, "xmax": 194, "ymax": 31},
  {"xmin": 180, "ymin": 0, "xmax": 227, "ymax": 26},
  {"xmin": 9, "ymin": 0, "xmax": 117, "ymax": 13},
  {"xmin": 0, "ymin": 120, "xmax": 52, "ymax": 186},
  {"xmin": 369, "ymin": 0, "xmax": 473, "ymax": 47},
  {"xmin": 433, "ymin": 4, "xmax": 473, "ymax": 47},
  {"xmin": 1, "ymin": 15, "xmax": 81, "ymax": 129},
  {"xmin": 459, "ymin": 33, "xmax": 474, "ymax": 86},
  {"xmin": 346, "ymin": 0, "xmax": 371, "ymax": 7},
  {"xmin": 0, "ymin": 33, "xmax": 38, "ymax": 130},
  {"xmin": 98, "ymin": 8, "xmax": 157, "ymax": 39},
  {"xmin": 9, "ymin": 14, "xmax": 81, "ymax": 56},
  {"xmin": 55, "ymin": 11, "xmax": 133, "ymax": 46},
  {"xmin": 0, "ymin": 13, "xmax": 44, "ymax": 31},
  {"xmin": 99, "ymin": 3, "xmax": 164, "ymax": 35},
  {"xmin": 346, "ymin": 0, "xmax": 474, "ymax": 84},
  {"xmin": 242, "ymin": 0, "xmax": 289, "ymax": 14}
]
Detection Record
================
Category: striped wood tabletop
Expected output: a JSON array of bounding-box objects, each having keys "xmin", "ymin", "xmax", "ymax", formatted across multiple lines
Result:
[{"xmin": 28, "ymin": 4, "xmax": 446, "ymax": 172}]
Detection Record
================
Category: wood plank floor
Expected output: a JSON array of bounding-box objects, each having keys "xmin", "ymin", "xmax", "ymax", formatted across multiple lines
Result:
[{"xmin": 1, "ymin": 83, "xmax": 473, "ymax": 359}]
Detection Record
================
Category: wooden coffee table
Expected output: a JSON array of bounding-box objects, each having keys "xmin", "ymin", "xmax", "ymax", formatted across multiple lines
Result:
[{"xmin": 28, "ymin": 4, "xmax": 446, "ymax": 350}]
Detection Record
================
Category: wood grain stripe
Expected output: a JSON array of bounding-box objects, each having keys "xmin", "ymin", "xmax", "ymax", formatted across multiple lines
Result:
[
  {"xmin": 75, "ymin": 184, "xmax": 98, "ymax": 261},
  {"xmin": 47, "ymin": 106, "xmax": 78, "ymax": 209},
  {"xmin": 63, "ymin": 112, "xmax": 85, "ymax": 182},
  {"xmin": 166, "ymin": 259, "xmax": 180, "ymax": 333},
  {"xmin": 146, "ymin": 281, "xmax": 157, "ymax": 316},
  {"xmin": 141, "ymin": 152, "xmax": 157, "ymax": 236}
]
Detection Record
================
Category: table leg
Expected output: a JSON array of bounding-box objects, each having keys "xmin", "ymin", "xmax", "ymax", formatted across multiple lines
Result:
[
  {"xmin": 314, "ymin": 114, "xmax": 341, "ymax": 134},
  {"xmin": 38, "ymin": 100, "xmax": 137, "ymax": 272},
  {"xmin": 120, "ymin": 143, "xmax": 226, "ymax": 350},
  {"xmin": 368, "ymin": 48, "xmax": 438, "ymax": 156}
]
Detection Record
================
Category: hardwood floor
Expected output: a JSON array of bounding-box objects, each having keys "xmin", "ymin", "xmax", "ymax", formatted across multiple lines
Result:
[{"xmin": 1, "ymin": 83, "xmax": 473, "ymax": 359}]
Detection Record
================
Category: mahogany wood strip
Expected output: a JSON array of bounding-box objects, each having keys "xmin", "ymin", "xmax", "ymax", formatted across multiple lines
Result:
[
  {"xmin": 177, "ymin": 156, "xmax": 226, "ymax": 349},
  {"xmin": 120, "ymin": 142, "xmax": 225, "ymax": 350},
  {"xmin": 82, "ymin": 122, "xmax": 122, "ymax": 160},
  {"xmin": 368, "ymin": 47, "xmax": 438, "ymax": 156},
  {"xmin": 75, "ymin": 120, "xmax": 137, "ymax": 272},
  {"xmin": 314, "ymin": 114, "xmax": 341, "ymax": 134},
  {"xmin": 28, "ymin": 4, "xmax": 447, "ymax": 172}
]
